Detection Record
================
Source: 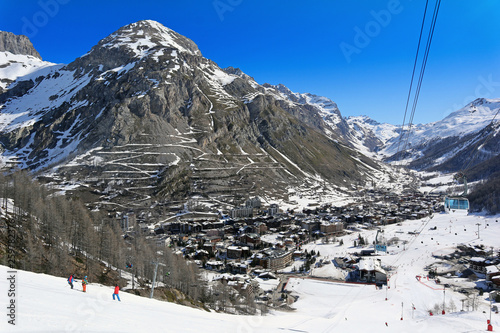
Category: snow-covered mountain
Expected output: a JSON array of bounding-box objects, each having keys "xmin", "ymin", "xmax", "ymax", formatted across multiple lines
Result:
[
  {"xmin": 0, "ymin": 52, "xmax": 56, "ymax": 92},
  {"xmin": 340, "ymin": 98, "xmax": 500, "ymax": 174},
  {"xmin": 262, "ymin": 84, "xmax": 387, "ymax": 155},
  {"xmin": 271, "ymin": 83, "xmax": 343, "ymax": 125},
  {"xmin": 0, "ymin": 21, "xmax": 393, "ymax": 212},
  {"xmin": 345, "ymin": 115, "xmax": 400, "ymax": 155},
  {"xmin": 0, "ymin": 31, "xmax": 56, "ymax": 94},
  {"xmin": 379, "ymin": 98, "xmax": 500, "ymax": 172},
  {"xmin": 346, "ymin": 115, "xmax": 400, "ymax": 145},
  {"xmin": 0, "ymin": 20, "xmax": 497, "ymax": 213},
  {"xmin": 382, "ymin": 98, "xmax": 500, "ymax": 156}
]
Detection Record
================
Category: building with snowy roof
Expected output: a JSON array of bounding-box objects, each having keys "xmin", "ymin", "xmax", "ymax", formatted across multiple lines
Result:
[
  {"xmin": 469, "ymin": 257, "xmax": 488, "ymax": 274},
  {"xmin": 258, "ymin": 248, "xmax": 293, "ymax": 271},
  {"xmin": 357, "ymin": 258, "xmax": 387, "ymax": 284},
  {"xmin": 320, "ymin": 221, "xmax": 344, "ymax": 236},
  {"xmin": 486, "ymin": 265, "xmax": 500, "ymax": 281}
]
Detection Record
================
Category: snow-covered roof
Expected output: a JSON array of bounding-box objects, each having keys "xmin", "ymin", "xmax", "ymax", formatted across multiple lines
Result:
[
  {"xmin": 486, "ymin": 265, "xmax": 499, "ymax": 274},
  {"xmin": 470, "ymin": 257, "xmax": 486, "ymax": 263},
  {"xmin": 358, "ymin": 258, "xmax": 376, "ymax": 271}
]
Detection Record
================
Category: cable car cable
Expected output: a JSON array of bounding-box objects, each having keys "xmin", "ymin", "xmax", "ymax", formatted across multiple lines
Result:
[
  {"xmin": 395, "ymin": 0, "xmax": 430, "ymax": 163},
  {"xmin": 399, "ymin": 0, "xmax": 442, "ymax": 163}
]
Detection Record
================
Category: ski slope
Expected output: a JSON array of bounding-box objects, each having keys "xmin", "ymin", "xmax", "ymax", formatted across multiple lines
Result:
[{"xmin": 1, "ymin": 213, "xmax": 499, "ymax": 332}]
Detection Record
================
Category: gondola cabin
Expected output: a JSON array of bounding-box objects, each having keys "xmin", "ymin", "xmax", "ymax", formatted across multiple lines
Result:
[{"xmin": 444, "ymin": 197, "xmax": 469, "ymax": 214}]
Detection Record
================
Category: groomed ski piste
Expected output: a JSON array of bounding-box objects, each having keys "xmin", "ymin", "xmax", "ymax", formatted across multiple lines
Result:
[{"xmin": 1, "ymin": 212, "xmax": 499, "ymax": 332}]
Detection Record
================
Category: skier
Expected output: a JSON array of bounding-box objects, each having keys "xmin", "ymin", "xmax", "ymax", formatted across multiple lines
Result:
[
  {"xmin": 82, "ymin": 276, "xmax": 88, "ymax": 292},
  {"xmin": 113, "ymin": 284, "xmax": 121, "ymax": 301},
  {"xmin": 68, "ymin": 274, "xmax": 74, "ymax": 289}
]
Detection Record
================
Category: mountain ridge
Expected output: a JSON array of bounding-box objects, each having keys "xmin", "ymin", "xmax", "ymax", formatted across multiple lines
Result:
[
  {"xmin": 0, "ymin": 20, "xmax": 395, "ymax": 214},
  {"xmin": 0, "ymin": 20, "xmax": 497, "ymax": 214}
]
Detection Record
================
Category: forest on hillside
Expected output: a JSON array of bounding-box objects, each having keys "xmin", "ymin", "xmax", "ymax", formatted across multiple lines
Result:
[
  {"xmin": 0, "ymin": 171, "xmax": 203, "ymax": 301},
  {"xmin": 469, "ymin": 172, "xmax": 500, "ymax": 214},
  {"xmin": 0, "ymin": 171, "xmax": 265, "ymax": 314}
]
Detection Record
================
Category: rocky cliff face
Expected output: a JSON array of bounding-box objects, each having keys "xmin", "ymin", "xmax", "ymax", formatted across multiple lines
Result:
[
  {"xmin": 0, "ymin": 20, "xmax": 387, "ymax": 210},
  {"xmin": 0, "ymin": 31, "xmax": 42, "ymax": 59}
]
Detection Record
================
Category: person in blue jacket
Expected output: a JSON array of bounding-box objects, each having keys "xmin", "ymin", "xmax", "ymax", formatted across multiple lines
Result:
[{"xmin": 82, "ymin": 276, "xmax": 88, "ymax": 292}]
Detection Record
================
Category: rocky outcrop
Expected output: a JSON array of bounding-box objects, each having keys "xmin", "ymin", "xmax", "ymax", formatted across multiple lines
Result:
[{"xmin": 0, "ymin": 31, "xmax": 42, "ymax": 59}]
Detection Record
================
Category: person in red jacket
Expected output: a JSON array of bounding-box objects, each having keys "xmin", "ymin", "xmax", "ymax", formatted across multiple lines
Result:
[
  {"xmin": 113, "ymin": 284, "xmax": 121, "ymax": 301},
  {"xmin": 68, "ymin": 274, "xmax": 74, "ymax": 289}
]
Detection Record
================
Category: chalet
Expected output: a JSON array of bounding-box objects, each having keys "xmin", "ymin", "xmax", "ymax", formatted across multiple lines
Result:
[
  {"xmin": 193, "ymin": 249, "xmax": 210, "ymax": 260},
  {"xmin": 205, "ymin": 260, "xmax": 224, "ymax": 271},
  {"xmin": 227, "ymin": 246, "xmax": 250, "ymax": 259},
  {"xmin": 258, "ymin": 271, "xmax": 277, "ymax": 279},
  {"xmin": 263, "ymin": 218, "xmax": 282, "ymax": 229},
  {"xmin": 469, "ymin": 257, "xmax": 488, "ymax": 274},
  {"xmin": 205, "ymin": 228, "xmax": 223, "ymax": 237},
  {"xmin": 301, "ymin": 220, "xmax": 320, "ymax": 232},
  {"xmin": 357, "ymin": 258, "xmax": 387, "ymax": 283},
  {"xmin": 227, "ymin": 262, "xmax": 250, "ymax": 274},
  {"xmin": 155, "ymin": 235, "xmax": 171, "ymax": 247},
  {"xmin": 333, "ymin": 258, "xmax": 346, "ymax": 269},
  {"xmin": 202, "ymin": 242, "xmax": 216, "ymax": 255},
  {"xmin": 253, "ymin": 222, "xmax": 268, "ymax": 235},
  {"xmin": 341, "ymin": 214, "xmax": 356, "ymax": 223},
  {"xmin": 217, "ymin": 274, "xmax": 255, "ymax": 298},
  {"xmin": 202, "ymin": 221, "xmax": 214, "ymax": 229},
  {"xmin": 334, "ymin": 255, "xmax": 357, "ymax": 269},
  {"xmin": 459, "ymin": 268, "xmax": 479, "ymax": 281},
  {"xmin": 204, "ymin": 235, "xmax": 222, "ymax": 244},
  {"xmin": 486, "ymin": 265, "xmax": 500, "ymax": 282},
  {"xmin": 238, "ymin": 233, "xmax": 261, "ymax": 248},
  {"xmin": 493, "ymin": 276, "xmax": 500, "ymax": 289}
]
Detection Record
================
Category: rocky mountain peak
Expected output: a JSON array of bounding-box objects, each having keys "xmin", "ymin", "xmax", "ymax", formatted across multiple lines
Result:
[
  {"xmin": 96, "ymin": 20, "xmax": 201, "ymax": 58},
  {"xmin": 270, "ymin": 83, "xmax": 340, "ymax": 116},
  {"xmin": 0, "ymin": 20, "xmax": 389, "ymax": 210},
  {"xmin": 347, "ymin": 115, "xmax": 381, "ymax": 126},
  {"xmin": 222, "ymin": 66, "xmax": 248, "ymax": 78},
  {"xmin": 469, "ymin": 97, "xmax": 500, "ymax": 108},
  {"xmin": 222, "ymin": 66, "xmax": 243, "ymax": 76},
  {"xmin": 0, "ymin": 31, "xmax": 42, "ymax": 59}
]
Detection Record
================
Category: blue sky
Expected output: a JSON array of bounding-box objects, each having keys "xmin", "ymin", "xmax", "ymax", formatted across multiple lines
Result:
[{"xmin": 1, "ymin": 0, "xmax": 499, "ymax": 125}]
